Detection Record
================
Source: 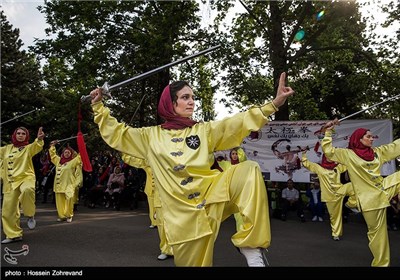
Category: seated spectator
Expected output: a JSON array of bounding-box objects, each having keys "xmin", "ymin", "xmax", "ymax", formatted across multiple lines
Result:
[
  {"xmin": 123, "ymin": 167, "xmax": 142, "ymax": 210},
  {"xmin": 105, "ymin": 165, "xmax": 125, "ymax": 210},
  {"xmin": 306, "ymin": 180, "xmax": 324, "ymax": 222},
  {"xmin": 87, "ymin": 165, "xmax": 108, "ymax": 208},
  {"xmin": 281, "ymin": 179, "xmax": 306, "ymax": 222}
]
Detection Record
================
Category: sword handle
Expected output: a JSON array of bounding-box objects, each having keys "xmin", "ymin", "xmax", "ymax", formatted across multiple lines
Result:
[
  {"xmin": 320, "ymin": 118, "xmax": 340, "ymax": 133},
  {"xmin": 80, "ymin": 82, "xmax": 112, "ymax": 102}
]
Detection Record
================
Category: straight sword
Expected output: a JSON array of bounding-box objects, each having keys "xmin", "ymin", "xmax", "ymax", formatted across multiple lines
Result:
[
  {"xmin": 81, "ymin": 44, "xmax": 221, "ymax": 102},
  {"xmin": 0, "ymin": 109, "xmax": 38, "ymax": 126},
  {"xmin": 319, "ymin": 93, "xmax": 400, "ymax": 133},
  {"xmin": 56, "ymin": 134, "xmax": 88, "ymax": 143},
  {"xmin": 338, "ymin": 93, "xmax": 400, "ymax": 122}
]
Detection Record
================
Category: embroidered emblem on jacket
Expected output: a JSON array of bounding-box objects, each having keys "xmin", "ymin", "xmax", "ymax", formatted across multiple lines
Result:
[{"xmin": 186, "ymin": 135, "xmax": 200, "ymax": 150}]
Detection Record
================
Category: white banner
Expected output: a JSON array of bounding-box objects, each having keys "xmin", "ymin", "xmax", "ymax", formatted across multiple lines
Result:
[{"xmin": 237, "ymin": 119, "xmax": 394, "ymax": 183}]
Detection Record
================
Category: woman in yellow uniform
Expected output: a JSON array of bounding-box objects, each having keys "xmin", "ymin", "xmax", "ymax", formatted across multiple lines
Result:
[
  {"xmin": 1, "ymin": 127, "xmax": 44, "ymax": 244},
  {"xmin": 89, "ymin": 72, "xmax": 294, "ymax": 267},
  {"xmin": 301, "ymin": 152, "xmax": 357, "ymax": 241},
  {"xmin": 322, "ymin": 121, "xmax": 400, "ymax": 266},
  {"xmin": 49, "ymin": 141, "xmax": 83, "ymax": 223},
  {"xmin": 121, "ymin": 154, "xmax": 173, "ymax": 261}
]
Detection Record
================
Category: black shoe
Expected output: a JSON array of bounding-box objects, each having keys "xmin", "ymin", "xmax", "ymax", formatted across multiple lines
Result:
[
  {"xmin": 281, "ymin": 214, "xmax": 286, "ymax": 221},
  {"xmin": 343, "ymin": 216, "xmax": 348, "ymax": 223}
]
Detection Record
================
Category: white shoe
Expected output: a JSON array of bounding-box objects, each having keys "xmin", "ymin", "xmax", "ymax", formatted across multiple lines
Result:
[
  {"xmin": 149, "ymin": 225, "xmax": 157, "ymax": 229},
  {"xmin": 345, "ymin": 203, "xmax": 360, "ymax": 214},
  {"xmin": 1, "ymin": 237, "xmax": 23, "ymax": 244},
  {"xmin": 333, "ymin": 236, "xmax": 340, "ymax": 241},
  {"xmin": 318, "ymin": 217, "xmax": 323, "ymax": 222},
  {"xmin": 239, "ymin": 247, "xmax": 268, "ymax": 267},
  {"xmin": 27, "ymin": 217, "xmax": 36, "ymax": 230},
  {"xmin": 157, "ymin": 253, "xmax": 171, "ymax": 260},
  {"xmin": 312, "ymin": 216, "xmax": 317, "ymax": 222},
  {"xmin": 66, "ymin": 217, "xmax": 73, "ymax": 223},
  {"xmin": 57, "ymin": 218, "xmax": 66, "ymax": 222}
]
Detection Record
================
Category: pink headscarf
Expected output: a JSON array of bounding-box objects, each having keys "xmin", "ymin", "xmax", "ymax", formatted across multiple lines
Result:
[
  {"xmin": 348, "ymin": 128, "xmax": 375, "ymax": 161},
  {"xmin": 158, "ymin": 84, "xmax": 197, "ymax": 130},
  {"xmin": 320, "ymin": 154, "xmax": 338, "ymax": 170},
  {"xmin": 11, "ymin": 127, "xmax": 30, "ymax": 147}
]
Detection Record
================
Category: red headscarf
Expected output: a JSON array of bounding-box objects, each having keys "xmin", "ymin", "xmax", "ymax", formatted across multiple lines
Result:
[
  {"xmin": 158, "ymin": 84, "xmax": 197, "ymax": 130},
  {"xmin": 60, "ymin": 147, "xmax": 75, "ymax": 165},
  {"xmin": 320, "ymin": 154, "xmax": 338, "ymax": 170},
  {"xmin": 348, "ymin": 128, "xmax": 375, "ymax": 161},
  {"xmin": 11, "ymin": 127, "xmax": 30, "ymax": 147}
]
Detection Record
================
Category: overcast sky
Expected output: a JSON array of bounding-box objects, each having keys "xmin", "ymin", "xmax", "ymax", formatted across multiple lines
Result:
[{"xmin": 2, "ymin": 0, "xmax": 48, "ymax": 48}]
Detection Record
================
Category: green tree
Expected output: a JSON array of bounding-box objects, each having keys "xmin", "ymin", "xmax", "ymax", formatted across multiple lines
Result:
[
  {"xmin": 0, "ymin": 10, "xmax": 43, "ymax": 145},
  {"xmin": 372, "ymin": 0, "xmax": 400, "ymax": 138},
  {"xmin": 33, "ymin": 1, "xmax": 218, "ymax": 135},
  {"xmin": 210, "ymin": 0, "xmax": 398, "ymax": 128}
]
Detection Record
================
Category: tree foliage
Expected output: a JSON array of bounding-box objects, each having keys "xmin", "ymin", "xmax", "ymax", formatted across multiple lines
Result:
[
  {"xmin": 25, "ymin": 0, "xmax": 221, "ymax": 150},
  {"xmin": 0, "ymin": 10, "xmax": 43, "ymax": 145},
  {"xmin": 208, "ymin": 0, "xmax": 399, "ymax": 137},
  {"xmin": 2, "ymin": 0, "xmax": 399, "ymax": 152}
]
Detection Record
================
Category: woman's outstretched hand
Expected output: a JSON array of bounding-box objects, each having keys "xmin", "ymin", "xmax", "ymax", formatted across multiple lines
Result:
[
  {"xmin": 37, "ymin": 127, "xmax": 45, "ymax": 141},
  {"xmin": 50, "ymin": 140, "xmax": 59, "ymax": 147},
  {"xmin": 321, "ymin": 118, "xmax": 340, "ymax": 133},
  {"xmin": 272, "ymin": 72, "xmax": 295, "ymax": 108},
  {"xmin": 90, "ymin": 87, "xmax": 103, "ymax": 104}
]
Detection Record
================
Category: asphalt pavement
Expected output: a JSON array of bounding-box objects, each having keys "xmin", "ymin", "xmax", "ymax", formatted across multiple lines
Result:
[{"xmin": 1, "ymin": 199, "xmax": 399, "ymax": 277}]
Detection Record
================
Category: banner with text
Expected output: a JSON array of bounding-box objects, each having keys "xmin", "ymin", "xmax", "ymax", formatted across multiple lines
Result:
[{"xmin": 239, "ymin": 119, "xmax": 394, "ymax": 183}]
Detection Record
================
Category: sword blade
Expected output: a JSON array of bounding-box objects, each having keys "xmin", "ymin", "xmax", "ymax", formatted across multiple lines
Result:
[
  {"xmin": 81, "ymin": 45, "xmax": 221, "ymax": 102},
  {"xmin": 57, "ymin": 134, "xmax": 88, "ymax": 143},
  {"xmin": 339, "ymin": 93, "xmax": 400, "ymax": 122},
  {"xmin": 109, "ymin": 44, "xmax": 221, "ymax": 91},
  {"xmin": 0, "ymin": 109, "xmax": 38, "ymax": 126}
]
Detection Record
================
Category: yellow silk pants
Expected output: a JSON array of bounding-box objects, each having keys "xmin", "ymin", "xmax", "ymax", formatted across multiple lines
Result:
[
  {"xmin": 147, "ymin": 194, "xmax": 156, "ymax": 227},
  {"xmin": 55, "ymin": 193, "xmax": 74, "ymax": 219},
  {"xmin": 326, "ymin": 182, "xmax": 357, "ymax": 238},
  {"xmin": 172, "ymin": 161, "xmax": 270, "ymax": 266},
  {"xmin": 1, "ymin": 180, "xmax": 36, "ymax": 239},
  {"xmin": 154, "ymin": 206, "xmax": 173, "ymax": 256},
  {"xmin": 326, "ymin": 198, "xmax": 346, "ymax": 238},
  {"xmin": 362, "ymin": 182, "xmax": 400, "ymax": 267}
]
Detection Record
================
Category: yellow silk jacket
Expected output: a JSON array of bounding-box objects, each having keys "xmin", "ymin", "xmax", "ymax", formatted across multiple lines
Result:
[
  {"xmin": 301, "ymin": 153, "xmax": 349, "ymax": 202},
  {"xmin": 49, "ymin": 146, "xmax": 83, "ymax": 199},
  {"xmin": 0, "ymin": 138, "xmax": 43, "ymax": 193},
  {"xmin": 93, "ymin": 101, "xmax": 277, "ymax": 244},
  {"xmin": 322, "ymin": 130, "xmax": 400, "ymax": 211},
  {"xmin": 121, "ymin": 154, "xmax": 161, "ymax": 207}
]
